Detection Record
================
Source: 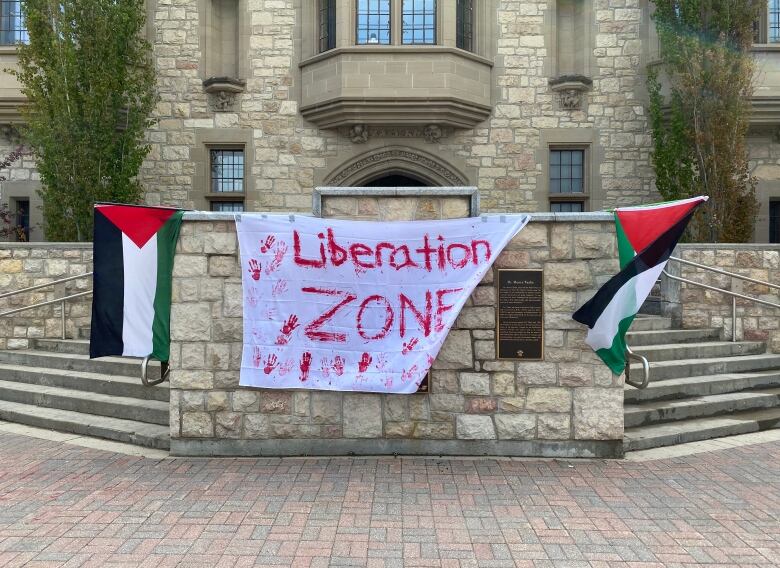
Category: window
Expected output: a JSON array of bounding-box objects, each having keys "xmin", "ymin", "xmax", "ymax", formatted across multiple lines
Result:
[
  {"xmin": 13, "ymin": 198, "xmax": 29, "ymax": 241},
  {"xmin": 771, "ymin": 0, "xmax": 780, "ymax": 42},
  {"xmin": 319, "ymin": 0, "xmax": 336, "ymax": 52},
  {"xmin": 0, "ymin": 0, "xmax": 27, "ymax": 45},
  {"xmin": 456, "ymin": 0, "xmax": 473, "ymax": 51},
  {"xmin": 402, "ymin": 0, "xmax": 436, "ymax": 45},
  {"xmin": 208, "ymin": 148, "xmax": 244, "ymax": 208},
  {"xmin": 771, "ymin": 201, "xmax": 780, "ymax": 243},
  {"xmin": 211, "ymin": 201, "xmax": 245, "ymax": 213},
  {"xmin": 549, "ymin": 148, "xmax": 586, "ymax": 212},
  {"xmin": 755, "ymin": 2, "xmax": 780, "ymax": 43},
  {"xmin": 357, "ymin": 0, "xmax": 391, "ymax": 44}
]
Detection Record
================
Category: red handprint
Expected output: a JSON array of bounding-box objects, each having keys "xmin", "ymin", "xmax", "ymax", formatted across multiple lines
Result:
[
  {"xmin": 260, "ymin": 235, "xmax": 276, "ymax": 253},
  {"xmin": 248, "ymin": 259, "xmax": 262, "ymax": 281},
  {"xmin": 299, "ymin": 352, "xmax": 312, "ymax": 382},
  {"xmin": 375, "ymin": 353, "xmax": 389, "ymax": 370},
  {"xmin": 332, "ymin": 356, "xmax": 345, "ymax": 376},
  {"xmin": 320, "ymin": 357, "xmax": 331, "ymax": 379},
  {"xmin": 252, "ymin": 346, "xmax": 262, "ymax": 368},
  {"xmin": 265, "ymin": 241, "xmax": 288, "ymax": 275},
  {"xmin": 278, "ymin": 359, "xmax": 294, "ymax": 376},
  {"xmin": 358, "ymin": 352, "xmax": 372, "ymax": 373},
  {"xmin": 402, "ymin": 337, "xmax": 419, "ymax": 355},
  {"xmin": 402, "ymin": 365, "xmax": 419, "ymax": 383},
  {"xmin": 384, "ymin": 376, "xmax": 393, "ymax": 389},
  {"xmin": 263, "ymin": 354, "xmax": 278, "ymax": 375},
  {"xmin": 275, "ymin": 314, "xmax": 300, "ymax": 345},
  {"xmin": 246, "ymin": 287, "xmax": 260, "ymax": 307}
]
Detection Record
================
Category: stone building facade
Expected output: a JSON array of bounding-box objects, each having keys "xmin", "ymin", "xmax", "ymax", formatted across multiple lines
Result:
[{"xmin": 1, "ymin": 1, "xmax": 780, "ymax": 240}]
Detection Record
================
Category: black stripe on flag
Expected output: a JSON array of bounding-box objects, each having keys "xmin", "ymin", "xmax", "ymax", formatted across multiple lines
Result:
[
  {"xmin": 572, "ymin": 208, "xmax": 696, "ymax": 328},
  {"xmin": 89, "ymin": 209, "xmax": 125, "ymax": 358}
]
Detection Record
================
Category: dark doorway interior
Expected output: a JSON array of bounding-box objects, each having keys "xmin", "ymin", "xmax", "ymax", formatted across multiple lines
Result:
[
  {"xmin": 771, "ymin": 201, "xmax": 780, "ymax": 244},
  {"xmin": 363, "ymin": 174, "xmax": 427, "ymax": 187}
]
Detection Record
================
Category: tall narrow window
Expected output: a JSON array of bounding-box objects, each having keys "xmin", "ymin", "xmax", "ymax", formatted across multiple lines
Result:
[
  {"xmin": 209, "ymin": 148, "xmax": 245, "ymax": 210},
  {"xmin": 456, "ymin": 0, "xmax": 473, "ymax": 51},
  {"xmin": 549, "ymin": 148, "xmax": 587, "ymax": 212},
  {"xmin": 402, "ymin": 0, "xmax": 436, "ymax": 44},
  {"xmin": 771, "ymin": 0, "xmax": 780, "ymax": 42},
  {"xmin": 357, "ymin": 0, "xmax": 391, "ymax": 45},
  {"xmin": 319, "ymin": 0, "xmax": 336, "ymax": 52},
  {"xmin": 771, "ymin": 201, "xmax": 780, "ymax": 243},
  {"xmin": 0, "ymin": 0, "xmax": 27, "ymax": 45}
]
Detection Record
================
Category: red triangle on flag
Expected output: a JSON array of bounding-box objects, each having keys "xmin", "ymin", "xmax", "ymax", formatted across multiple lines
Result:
[
  {"xmin": 616, "ymin": 197, "xmax": 707, "ymax": 255},
  {"xmin": 97, "ymin": 205, "xmax": 177, "ymax": 248}
]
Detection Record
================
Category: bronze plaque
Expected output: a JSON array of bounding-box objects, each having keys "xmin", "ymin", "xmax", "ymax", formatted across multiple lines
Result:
[{"xmin": 496, "ymin": 269, "xmax": 544, "ymax": 360}]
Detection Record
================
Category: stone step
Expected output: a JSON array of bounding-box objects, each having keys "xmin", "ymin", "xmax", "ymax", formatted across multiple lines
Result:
[
  {"xmin": 626, "ymin": 328, "xmax": 721, "ymax": 347},
  {"xmin": 624, "ymin": 388, "xmax": 780, "ymax": 428},
  {"xmin": 0, "ymin": 379, "xmax": 169, "ymax": 426},
  {"xmin": 0, "ymin": 399, "xmax": 169, "ymax": 450},
  {"xmin": 632, "ymin": 341, "xmax": 766, "ymax": 363},
  {"xmin": 31, "ymin": 338, "xmax": 90, "ymax": 355},
  {"xmin": 0, "ymin": 349, "xmax": 161, "ymax": 380},
  {"xmin": 623, "ymin": 408, "xmax": 780, "ymax": 451},
  {"xmin": 0, "ymin": 363, "xmax": 168, "ymax": 402},
  {"xmin": 629, "ymin": 354, "xmax": 780, "ymax": 382},
  {"xmin": 624, "ymin": 370, "xmax": 780, "ymax": 404},
  {"xmin": 629, "ymin": 316, "xmax": 672, "ymax": 332}
]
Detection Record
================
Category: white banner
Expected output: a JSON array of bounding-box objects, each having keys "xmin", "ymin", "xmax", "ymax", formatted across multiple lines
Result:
[{"xmin": 237, "ymin": 214, "xmax": 529, "ymax": 393}]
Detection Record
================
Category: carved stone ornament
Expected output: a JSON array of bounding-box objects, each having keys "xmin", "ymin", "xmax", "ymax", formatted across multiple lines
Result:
[
  {"xmin": 328, "ymin": 148, "xmax": 464, "ymax": 186},
  {"xmin": 203, "ymin": 77, "xmax": 246, "ymax": 112},
  {"xmin": 423, "ymin": 124, "xmax": 443, "ymax": 144},
  {"xmin": 349, "ymin": 124, "xmax": 369, "ymax": 144},
  {"xmin": 549, "ymin": 74, "xmax": 593, "ymax": 111}
]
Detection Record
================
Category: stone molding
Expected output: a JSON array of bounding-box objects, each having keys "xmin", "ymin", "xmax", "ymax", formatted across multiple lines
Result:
[
  {"xmin": 312, "ymin": 186, "xmax": 480, "ymax": 217},
  {"xmin": 323, "ymin": 146, "xmax": 469, "ymax": 187}
]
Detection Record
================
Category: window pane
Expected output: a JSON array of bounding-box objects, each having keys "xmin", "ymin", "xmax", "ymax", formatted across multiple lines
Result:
[
  {"xmin": 456, "ymin": 0, "xmax": 473, "ymax": 51},
  {"xmin": 549, "ymin": 149, "xmax": 585, "ymax": 195},
  {"xmin": 551, "ymin": 202, "xmax": 585, "ymax": 213},
  {"xmin": 402, "ymin": 0, "xmax": 436, "ymax": 45},
  {"xmin": 357, "ymin": 0, "xmax": 390, "ymax": 44},
  {"xmin": 0, "ymin": 0, "xmax": 27, "ymax": 45},
  {"xmin": 210, "ymin": 149, "xmax": 245, "ymax": 193},
  {"xmin": 319, "ymin": 0, "xmax": 336, "ymax": 52},
  {"xmin": 772, "ymin": 0, "xmax": 780, "ymax": 42},
  {"xmin": 211, "ymin": 201, "xmax": 245, "ymax": 213}
]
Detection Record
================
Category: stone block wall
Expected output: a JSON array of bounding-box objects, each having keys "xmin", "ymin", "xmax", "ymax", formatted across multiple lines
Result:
[
  {"xmin": 169, "ymin": 213, "xmax": 625, "ymax": 458},
  {"xmin": 0, "ymin": 243, "xmax": 93, "ymax": 349},
  {"xmin": 674, "ymin": 244, "xmax": 780, "ymax": 352}
]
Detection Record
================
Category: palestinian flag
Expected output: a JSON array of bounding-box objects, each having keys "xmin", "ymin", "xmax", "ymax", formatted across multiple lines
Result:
[
  {"xmin": 573, "ymin": 197, "xmax": 708, "ymax": 374},
  {"xmin": 90, "ymin": 204, "xmax": 184, "ymax": 362}
]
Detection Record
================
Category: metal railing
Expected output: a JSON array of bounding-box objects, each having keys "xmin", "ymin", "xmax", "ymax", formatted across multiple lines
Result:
[
  {"xmin": 625, "ymin": 254, "xmax": 780, "ymax": 390},
  {"xmin": 0, "ymin": 273, "xmax": 93, "ymax": 339}
]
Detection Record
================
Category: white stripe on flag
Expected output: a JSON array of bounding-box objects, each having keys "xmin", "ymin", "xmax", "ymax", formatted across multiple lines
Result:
[
  {"xmin": 121, "ymin": 234, "xmax": 158, "ymax": 357},
  {"xmin": 585, "ymin": 261, "xmax": 667, "ymax": 351}
]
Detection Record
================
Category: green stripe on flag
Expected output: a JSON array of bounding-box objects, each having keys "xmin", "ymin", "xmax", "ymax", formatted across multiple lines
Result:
[
  {"xmin": 595, "ymin": 314, "xmax": 636, "ymax": 375},
  {"xmin": 151, "ymin": 211, "xmax": 184, "ymax": 362},
  {"xmin": 614, "ymin": 213, "xmax": 635, "ymax": 270}
]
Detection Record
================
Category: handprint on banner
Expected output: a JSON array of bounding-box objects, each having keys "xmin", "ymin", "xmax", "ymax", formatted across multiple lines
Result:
[
  {"xmin": 246, "ymin": 287, "xmax": 260, "ymax": 308},
  {"xmin": 332, "ymin": 356, "xmax": 345, "ymax": 376},
  {"xmin": 384, "ymin": 376, "xmax": 393, "ymax": 389},
  {"xmin": 401, "ymin": 365, "xmax": 419, "ymax": 383},
  {"xmin": 402, "ymin": 337, "xmax": 418, "ymax": 355},
  {"xmin": 299, "ymin": 352, "xmax": 312, "ymax": 382},
  {"xmin": 271, "ymin": 279, "xmax": 288, "ymax": 297},
  {"xmin": 375, "ymin": 353, "xmax": 388, "ymax": 370},
  {"xmin": 263, "ymin": 354, "xmax": 278, "ymax": 375},
  {"xmin": 265, "ymin": 241, "xmax": 288, "ymax": 275},
  {"xmin": 252, "ymin": 346, "xmax": 262, "ymax": 368},
  {"xmin": 278, "ymin": 359, "xmax": 294, "ymax": 376},
  {"xmin": 358, "ymin": 352, "xmax": 372, "ymax": 373},
  {"xmin": 275, "ymin": 314, "xmax": 300, "ymax": 345},
  {"xmin": 260, "ymin": 235, "xmax": 276, "ymax": 254},
  {"xmin": 320, "ymin": 357, "xmax": 331, "ymax": 379},
  {"xmin": 247, "ymin": 259, "xmax": 262, "ymax": 281}
]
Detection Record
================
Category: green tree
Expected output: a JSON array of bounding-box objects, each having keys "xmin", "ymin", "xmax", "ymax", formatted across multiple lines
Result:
[
  {"xmin": 12, "ymin": 0, "xmax": 156, "ymax": 241},
  {"xmin": 648, "ymin": 0, "xmax": 762, "ymax": 242}
]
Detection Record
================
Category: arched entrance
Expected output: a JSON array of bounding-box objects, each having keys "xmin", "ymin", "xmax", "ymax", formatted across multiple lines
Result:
[{"xmin": 362, "ymin": 174, "xmax": 427, "ymax": 187}]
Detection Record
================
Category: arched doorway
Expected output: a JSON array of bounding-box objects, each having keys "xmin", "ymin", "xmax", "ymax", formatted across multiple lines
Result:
[{"xmin": 362, "ymin": 174, "xmax": 427, "ymax": 187}]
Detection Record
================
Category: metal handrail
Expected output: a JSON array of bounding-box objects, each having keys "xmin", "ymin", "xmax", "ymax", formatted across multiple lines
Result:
[
  {"xmin": 663, "ymin": 256, "xmax": 780, "ymax": 343},
  {"xmin": 625, "ymin": 345, "xmax": 650, "ymax": 389},
  {"xmin": 0, "ymin": 272, "xmax": 93, "ymax": 339}
]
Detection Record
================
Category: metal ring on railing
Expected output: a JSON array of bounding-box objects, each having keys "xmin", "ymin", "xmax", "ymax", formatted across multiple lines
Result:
[
  {"xmin": 625, "ymin": 345, "xmax": 650, "ymax": 389},
  {"xmin": 141, "ymin": 356, "xmax": 169, "ymax": 386}
]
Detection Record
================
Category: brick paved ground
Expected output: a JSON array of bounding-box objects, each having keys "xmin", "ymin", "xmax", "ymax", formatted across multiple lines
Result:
[{"xmin": 0, "ymin": 432, "xmax": 778, "ymax": 568}]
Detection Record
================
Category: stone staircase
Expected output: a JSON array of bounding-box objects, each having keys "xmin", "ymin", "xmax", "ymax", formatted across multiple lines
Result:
[
  {"xmin": 0, "ymin": 338, "xmax": 169, "ymax": 450},
  {"xmin": 624, "ymin": 316, "xmax": 780, "ymax": 451}
]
